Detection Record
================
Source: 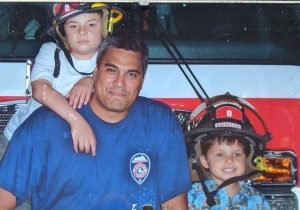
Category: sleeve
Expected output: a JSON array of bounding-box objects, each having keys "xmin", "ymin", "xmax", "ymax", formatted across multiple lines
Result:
[
  {"xmin": 0, "ymin": 114, "xmax": 45, "ymax": 205},
  {"xmin": 30, "ymin": 42, "xmax": 57, "ymax": 84},
  {"xmin": 155, "ymin": 106, "xmax": 192, "ymax": 203}
]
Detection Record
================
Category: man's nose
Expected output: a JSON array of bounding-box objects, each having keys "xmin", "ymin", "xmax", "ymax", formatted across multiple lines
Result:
[{"xmin": 114, "ymin": 73, "xmax": 125, "ymax": 87}]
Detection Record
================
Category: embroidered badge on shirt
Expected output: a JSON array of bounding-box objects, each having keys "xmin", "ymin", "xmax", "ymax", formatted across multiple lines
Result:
[{"xmin": 130, "ymin": 153, "xmax": 151, "ymax": 185}]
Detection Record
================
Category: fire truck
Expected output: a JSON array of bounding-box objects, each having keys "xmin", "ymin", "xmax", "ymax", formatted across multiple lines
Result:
[{"xmin": 0, "ymin": 1, "xmax": 300, "ymax": 209}]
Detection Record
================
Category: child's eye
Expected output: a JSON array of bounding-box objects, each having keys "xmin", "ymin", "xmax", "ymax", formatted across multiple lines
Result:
[
  {"xmin": 68, "ymin": 24, "xmax": 77, "ymax": 29},
  {"xmin": 233, "ymin": 153, "xmax": 242, "ymax": 157},
  {"xmin": 89, "ymin": 23, "xmax": 96, "ymax": 27},
  {"xmin": 216, "ymin": 153, "xmax": 223, "ymax": 157}
]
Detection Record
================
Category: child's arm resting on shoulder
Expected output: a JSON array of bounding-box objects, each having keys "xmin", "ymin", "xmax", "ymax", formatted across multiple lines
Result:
[
  {"xmin": 0, "ymin": 188, "xmax": 16, "ymax": 210},
  {"xmin": 66, "ymin": 77, "xmax": 94, "ymax": 109},
  {"xmin": 161, "ymin": 193, "xmax": 188, "ymax": 210},
  {"xmin": 31, "ymin": 79, "xmax": 97, "ymax": 156}
]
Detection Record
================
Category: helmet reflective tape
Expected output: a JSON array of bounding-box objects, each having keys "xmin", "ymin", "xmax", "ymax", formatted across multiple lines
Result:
[
  {"xmin": 253, "ymin": 156, "xmax": 267, "ymax": 171},
  {"xmin": 108, "ymin": 8, "xmax": 124, "ymax": 34},
  {"xmin": 99, "ymin": 6, "xmax": 125, "ymax": 36},
  {"xmin": 189, "ymin": 102, "xmax": 207, "ymax": 120},
  {"xmin": 91, "ymin": 2, "xmax": 107, "ymax": 9}
]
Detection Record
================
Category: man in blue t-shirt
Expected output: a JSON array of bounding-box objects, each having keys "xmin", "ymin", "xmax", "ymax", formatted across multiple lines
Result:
[{"xmin": 0, "ymin": 36, "xmax": 191, "ymax": 210}]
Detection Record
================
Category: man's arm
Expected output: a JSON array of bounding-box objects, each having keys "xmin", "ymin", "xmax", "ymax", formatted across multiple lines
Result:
[
  {"xmin": 31, "ymin": 79, "xmax": 96, "ymax": 156},
  {"xmin": 161, "ymin": 193, "xmax": 188, "ymax": 210},
  {"xmin": 0, "ymin": 187, "xmax": 16, "ymax": 210}
]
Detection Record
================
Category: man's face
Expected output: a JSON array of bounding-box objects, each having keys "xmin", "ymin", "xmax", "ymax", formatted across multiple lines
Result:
[
  {"xmin": 64, "ymin": 12, "xmax": 102, "ymax": 59},
  {"xmin": 91, "ymin": 47, "xmax": 144, "ymax": 122}
]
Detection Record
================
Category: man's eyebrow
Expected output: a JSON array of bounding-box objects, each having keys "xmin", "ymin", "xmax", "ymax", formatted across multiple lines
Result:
[
  {"xmin": 104, "ymin": 63, "xmax": 142, "ymax": 74},
  {"xmin": 104, "ymin": 63, "xmax": 117, "ymax": 68},
  {"xmin": 128, "ymin": 69, "xmax": 141, "ymax": 74}
]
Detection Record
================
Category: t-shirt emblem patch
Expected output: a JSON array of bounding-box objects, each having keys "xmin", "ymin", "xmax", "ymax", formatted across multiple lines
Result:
[{"xmin": 130, "ymin": 153, "xmax": 151, "ymax": 185}]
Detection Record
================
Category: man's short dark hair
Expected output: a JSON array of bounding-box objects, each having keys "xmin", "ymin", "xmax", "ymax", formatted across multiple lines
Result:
[{"xmin": 96, "ymin": 36, "xmax": 149, "ymax": 74}]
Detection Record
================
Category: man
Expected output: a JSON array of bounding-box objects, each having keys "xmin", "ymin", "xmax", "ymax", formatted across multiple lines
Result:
[{"xmin": 0, "ymin": 36, "xmax": 191, "ymax": 210}]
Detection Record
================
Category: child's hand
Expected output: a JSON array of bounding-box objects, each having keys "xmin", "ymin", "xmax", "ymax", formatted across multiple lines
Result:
[
  {"xmin": 70, "ymin": 117, "xmax": 97, "ymax": 156},
  {"xmin": 67, "ymin": 77, "xmax": 94, "ymax": 109}
]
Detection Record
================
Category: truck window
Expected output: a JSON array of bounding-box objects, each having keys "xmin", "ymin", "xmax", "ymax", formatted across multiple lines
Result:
[{"xmin": 115, "ymin": 3, "xmax": 300, "ymax": 63}]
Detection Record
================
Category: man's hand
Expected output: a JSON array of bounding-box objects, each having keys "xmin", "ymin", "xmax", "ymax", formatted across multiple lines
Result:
[
  {"xmin": 0, "ymin": 188, "xmax": 16, "ymax": 210},
  {"xmin": 67, "ymin": 77, "xmax": 94, "ymax": 109},
  {"xmin": 161, "ymin": 193, "xmax": 188, "ymax": 210}
]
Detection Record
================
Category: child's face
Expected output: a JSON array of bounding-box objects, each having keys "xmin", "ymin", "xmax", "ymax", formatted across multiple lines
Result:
[
  {"xmin": 64, "ymin": 12, "xmax": 103, "ymax": 59},
  {"xmin": 200, "ymin": 140, "xmax": 247, "ymax": 184}
]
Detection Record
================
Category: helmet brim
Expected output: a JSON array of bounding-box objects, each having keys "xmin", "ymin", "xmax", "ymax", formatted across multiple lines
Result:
[{"xmin": 186, "ymin": 127, "xmax": 268, "ymax": 156}]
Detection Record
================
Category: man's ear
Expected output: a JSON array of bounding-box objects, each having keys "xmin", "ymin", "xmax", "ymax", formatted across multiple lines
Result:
[
  {"xmin": 199, "ymin": 155, "xmax": 209, "ymax": 169},
  {"xmin": 93, "ymin": 67, "xmax": 98, "ymax": 80},
  {"xmin": 140, "ymin": 77, "xmax": 145, "ymax": 89}
]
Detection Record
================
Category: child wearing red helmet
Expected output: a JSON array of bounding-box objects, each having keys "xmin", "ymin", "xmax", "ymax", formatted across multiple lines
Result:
[
  {"xmin": 3, "ymin": 3, "xmax": 124, "ymax": 156},
  {"xmin": 186, "ymin": 93, "xmax": 272, "ymax": 209}
]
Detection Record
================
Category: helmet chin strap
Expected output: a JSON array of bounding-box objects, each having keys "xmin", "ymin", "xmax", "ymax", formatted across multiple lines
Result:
[
  {"xmin": 197, "ymin": 167, "xmax": 264, "ymax": 207},
  {"xmin": 53, "ymin": 48, "xmax": 94, "ymax": 78}
]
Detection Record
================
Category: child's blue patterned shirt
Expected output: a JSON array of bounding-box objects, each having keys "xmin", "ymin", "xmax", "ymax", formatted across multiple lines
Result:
[{"xmin": 188, "ymin": 178, "xmax": 271, "ymax": 210}]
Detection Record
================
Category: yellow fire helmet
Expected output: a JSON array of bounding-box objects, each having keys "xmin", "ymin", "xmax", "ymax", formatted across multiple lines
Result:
[{"xmin": 48, "ymin": 2, "xmax": 125, "ymax": 49}]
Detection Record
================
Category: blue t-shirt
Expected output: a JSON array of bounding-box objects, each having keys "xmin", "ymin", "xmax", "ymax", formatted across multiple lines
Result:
[
  {"xmin": 0, "ymin": 96, "xmax": 191, "ymax": 210},
  {"xmin": 188, "ymin": 178, "xmax": 271, "ymax": 210}
]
